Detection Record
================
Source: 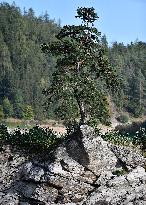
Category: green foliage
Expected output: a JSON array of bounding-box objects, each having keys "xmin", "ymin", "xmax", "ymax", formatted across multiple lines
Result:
[
  {"xmin": 42, "ymin": 7, "xmax": 119, "ymax": 126},
  {"xmin": 1, "ymin": 2, "xmax": 146, "ymax": 121},
  {"xmin": 128, "ymin": 103, "xmax": 143, "ymax": 118},
  {"xmin": 13, "ymin": 90, "xmax": 24, "ymax": 119},
  {"xmin": 109, "ymin": 41, "xmax": 146, "ymax": 116},
  {"xmin": 117, "ymin": 114, "xmax": 129, "ymax": 123},
  {"xmin": 112, "ymin": 169, "xmax": 127, "ymax": 176},
  {"xmin": 101, "ymin": 126, "xmax": 146, "ymax": 151},
  {"xmin": 101, "ymin": 131, "xmax": 133, "ymax": 146},
  {"xmin": 133, "ymin": 128, "xmax": 146, "ymax": 150},
  {"xmin": 75, "ymin": 7, "xmax": 99, "ymax": 23},
  {"xmin": 117, "ymin": 120, "xmax": 146, "ymax": 133},
  {"xmin": 0, "ymin": 105, "xmax": 4, "ymax": 121},
  {"xmin": 23, "ymin": 105, "xmax": 34, "ymax": 120},
  {"xmin": 0, "ymin": 124, "xmax": 8, "ymax": 140},
  {"xmin": 0, "ymin": 124, "xmax": 62, "ymax": 151},
  {"xmin": 2, "ymin": 97, "xmax": 14, "ymax": 118},
  {"xmin": 143, "ymin": 152, "xmax": 146, "ymax": 159},
  {"xmin": 13, "ymin": 103, "xmax": 24, "ymax": 119},
  {"xmin": 65, "ymin": 120, "xmax": 80, "ymax": 135},
  {"xmin": 0, "ymin": 2, "xmax": 60, "ymax": 119}
]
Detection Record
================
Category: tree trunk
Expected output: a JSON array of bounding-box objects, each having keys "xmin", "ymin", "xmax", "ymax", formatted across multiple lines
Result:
[
  {"xmin": 78, "ymin": 100, "xmax": 86, "ymax": 125},
  {"xmin": 75, "ymin": 61, "xmax": 86, "ymax": 124},
  {"xmin": 74, "ymin": 90, "xmax": 86, "ymax": 125}
]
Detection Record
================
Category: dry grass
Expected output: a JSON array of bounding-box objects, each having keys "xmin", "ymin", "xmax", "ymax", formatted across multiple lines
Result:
[
  {"xmin": 40, "ymin": 124, "xmax": 66, "ymax": 134},
  {"xmin": 3, "ymin": 115, "xmax": 146, "ymax": 135}
]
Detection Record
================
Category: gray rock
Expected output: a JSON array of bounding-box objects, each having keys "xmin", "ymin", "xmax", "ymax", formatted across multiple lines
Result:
[
  {"xmin": 0, "ymin": 192, "xmax": 19, "ymax": 205},
  {"xmin": 126, "ymin": 166, "xmax": 146, "ymax": 186},
  {"xmin": 19, "ymin": 203, "xmax": 30, "ymax": 205},
  {"xmin": 108, "ymin": 143, "xmax": 146, "ymax": 170},
  {"xmin": 21, "ymin": 162, "xmax": 45, "ymax": 181},
  {"xmin": 32, "ymin": 185, "xmax": 58, "ymax": 203},
  {"xmin": 106, "ymin": 175, "xmax": 129, "ymax": 187},
  {"xmin": 134, "ymin": 201, "xmax": 146, "ymax": 205},
  {"xmin": 79, "ymin": 125, "xmax": 119, "ymax": 175},
  {"xmin": 47, "ymin": 146, "xmax": 96, "ymax": 184},
  {"xmin": 84, "ymin": 167, "xmax": 146, "ymax": 205},
  {"xmin": 0, "ymin": 125, "xmax": 146, "ymax": 204},
  {"xmin": 95, "ymin": 171, "xmax": 114, "ymax": 186},
  {"xmin": 14, "ymin": 181, "xmax": 37, "ymax": 198}
]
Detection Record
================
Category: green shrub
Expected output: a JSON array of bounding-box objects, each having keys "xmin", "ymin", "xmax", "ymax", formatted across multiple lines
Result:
[
  {"xmin": 142, "ymin": 151, "xmax": 146, "ymax": 158},
  {"xmin": 101, "ymin": 130, "xmax": 133, "ymax": 146},
  {"xmin": 0, "ymin": 124, "xmax": 8, "ymax": 141},
  {"xmin": 23, "ymin": 105, "xmax": 34, "ymax": 120},
  {"xmin": 0, "ymin": 125, "xmax": 64, "ymax": 152},
  {"xmin": 117, "ymin": 114, "xmax": 129, "ymax": 123},
  {"xmin": 101, "ymin": 125, "xmax": 146, "ymax": 151}
]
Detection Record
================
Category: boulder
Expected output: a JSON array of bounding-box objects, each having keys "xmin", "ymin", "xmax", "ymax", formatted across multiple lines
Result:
[
  {"xmin": 0, "ymin": 192, "xmax": 19, "ymax": 205},
  {"xmin": 84, "ymin": 166, "xmax": 146, "ymax": 205},
  {"xmin": 108, "ymin": 143, "xmax": 146, "ymax": 170}
]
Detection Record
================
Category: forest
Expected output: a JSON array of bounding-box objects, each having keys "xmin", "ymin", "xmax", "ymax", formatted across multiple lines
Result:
[{"xmin": 0, "ymin": 2, "xmax": 146, "ymax": 123}]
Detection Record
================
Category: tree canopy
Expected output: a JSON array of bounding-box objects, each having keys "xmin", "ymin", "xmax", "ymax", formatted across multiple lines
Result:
[{"xmin": 41, "ymin": 7, "xmax": 119, "ymax": 126}]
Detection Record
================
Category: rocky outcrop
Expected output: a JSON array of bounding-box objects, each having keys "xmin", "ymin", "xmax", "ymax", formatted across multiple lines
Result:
[
  {"xmin": 0, "ymin": 125, "xmax": 146, "ymax": 205},
  {"xmin": 85, "ymin": 166, "xmax": 146, "ymax": 205},
  {"xmin": 108, "ymin": 143, "xmax": 146, "ymax": 171}
]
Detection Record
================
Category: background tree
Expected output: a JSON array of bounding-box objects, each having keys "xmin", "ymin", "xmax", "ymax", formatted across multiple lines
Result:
[
  {"xmin": 2, "ymin": 97, "xmax": 14, "ymax": 118},
  {"xmin": 41, "ymin": 7, "xmax": 119, "ymax": 126},
  {"xmin": 0, "ymin": 31, "xmax": 13, "ymax": 103},
  {"xmin": 109, "ymin": 41, "xmax": 146, "ymax": 117},
  {"xmin": 13, "ymin": 90, "xmax": 24, "ymax": 119},
  {"xmin": 0, "ymin": 105, "xmax": 4, "ymax": 121},
  {"xmin": 23, "ymin": 105, "xmax": 34, "ymax": 120},
  {"xmin": 0, "ymin": 2, "xmax": 60, "ymax": 119}
]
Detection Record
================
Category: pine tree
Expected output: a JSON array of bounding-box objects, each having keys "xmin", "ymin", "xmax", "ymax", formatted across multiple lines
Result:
[
  {"xmin": 13, "ymin": 90, "xmax": 24, "ymax": 119},
  {"xmin": 2, "ymin": 97, "xmax": 14, "ymax": 118},
  {"xmin": 128, "ymin": 68, "xmax": 145, "ymax": 117},
  {"xmin": 23, "ymin": 105, "xmax": 34, "ymax": 120},
  {"xmin": 0, "ymin": 32, "xmax": 13, "ymax": 102},
  {"xmin": 41, "ymin": 7, "xmax": 119, "ymax": 126},
  {"xmin": 0, "ymin": 105, "xmax": 4, "ymax": 121}
]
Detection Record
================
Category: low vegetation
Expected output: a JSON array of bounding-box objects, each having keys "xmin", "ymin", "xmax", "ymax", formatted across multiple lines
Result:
[
  {"xmin": 0, "ymin": 120, "xmax": 146, "ymax": 156},
  {"xmin": 0, "ymin": 124, "xmax": 64, "ymax": 152},
  {"xmin": 101, "ymin": 127, "xmax": 146, "ymax": 152}
]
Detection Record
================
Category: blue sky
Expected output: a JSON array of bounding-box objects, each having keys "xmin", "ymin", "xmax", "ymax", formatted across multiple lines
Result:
[{"xmin": 0, "ymin": 0, "xmax": 146, "ymax": 45}]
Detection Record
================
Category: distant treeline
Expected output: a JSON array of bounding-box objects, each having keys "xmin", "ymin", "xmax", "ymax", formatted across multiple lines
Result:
[
  {"xmin": 0, "ymin": 2, "xmax": 146, "ymax": 121},
  {"xmin": 0, "ymin": 2, "xmax": 60, "ymax": 120},
  {"xmin": 108, "ymin": 40, "xmax": 146, "ymax": 117}
]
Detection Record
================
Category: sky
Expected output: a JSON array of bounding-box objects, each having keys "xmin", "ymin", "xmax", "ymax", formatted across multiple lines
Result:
[{"xmin": 0, "ymin": 0, "xmax": 146, "ymax": 45}]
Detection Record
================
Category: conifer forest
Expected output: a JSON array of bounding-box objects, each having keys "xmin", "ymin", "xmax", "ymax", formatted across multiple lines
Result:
[{"xmin": 0, "ymin": 2, "xmax": 146, "ymax": 123}]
